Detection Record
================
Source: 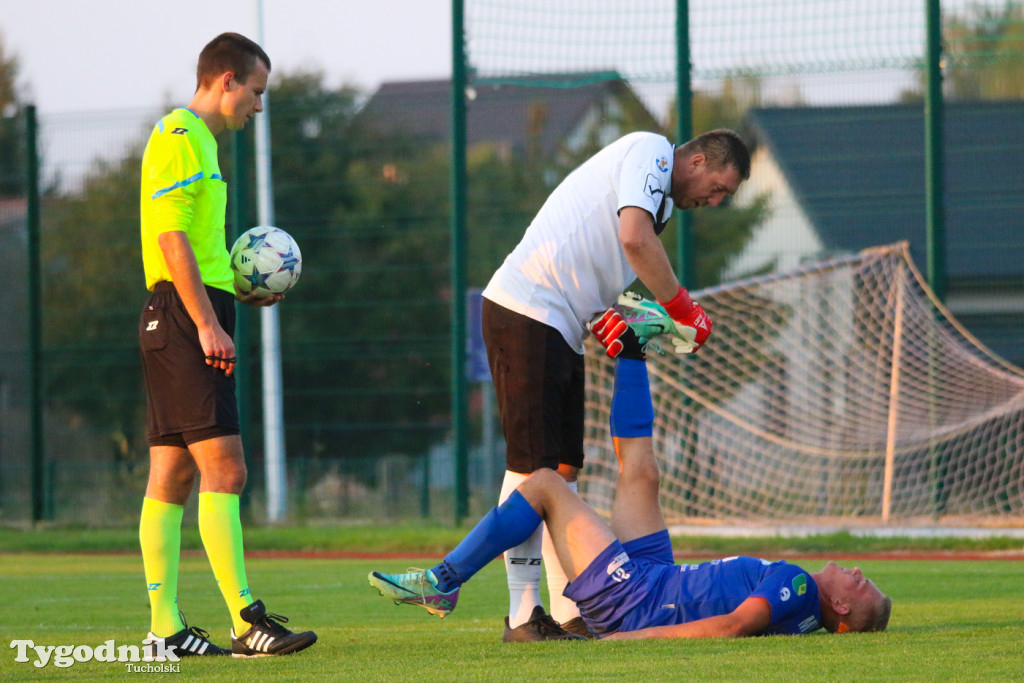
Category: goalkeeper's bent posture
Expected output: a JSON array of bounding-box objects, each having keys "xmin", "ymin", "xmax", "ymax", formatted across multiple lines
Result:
[
  {"xmin": 481, "ymin": 129, "xmax": 749, "ymax": 641},
  {"xmin": 370, "ymin": 325, "xmax": 892, "ymax": 639}
]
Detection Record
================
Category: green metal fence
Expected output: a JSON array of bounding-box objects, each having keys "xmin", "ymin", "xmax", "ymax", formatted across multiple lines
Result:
[{"xmin": 2, "ymin": 1, "xmax": 1023, "ymax": 524}]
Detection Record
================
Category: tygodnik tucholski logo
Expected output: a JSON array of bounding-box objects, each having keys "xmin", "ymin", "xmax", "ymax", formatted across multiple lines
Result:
[{"xmin": 9, "ymin": 638, "xmax": 182, "ymax": 672}]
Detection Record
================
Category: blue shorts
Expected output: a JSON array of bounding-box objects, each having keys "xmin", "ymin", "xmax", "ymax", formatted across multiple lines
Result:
[{"xmin": 563, "ymin": 530, "xmax": 674, "ymax": 637}]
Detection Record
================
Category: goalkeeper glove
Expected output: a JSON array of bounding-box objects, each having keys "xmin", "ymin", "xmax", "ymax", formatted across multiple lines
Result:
[
  {"xmin": 657, "ymin": 285, "xmax": 711, "ymax": 353},
  {"xmin": 613, "ymin": 290, "xmax": 710, "ymax": 354},
  {"xmin": 591, "ymin": 308, "xmax": 647, "ymax": 360}
]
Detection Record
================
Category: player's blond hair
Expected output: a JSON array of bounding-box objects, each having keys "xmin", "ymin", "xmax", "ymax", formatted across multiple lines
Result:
[{"xmin": 853, "ymin": 590, "xmax": 892, "ymax": 632}]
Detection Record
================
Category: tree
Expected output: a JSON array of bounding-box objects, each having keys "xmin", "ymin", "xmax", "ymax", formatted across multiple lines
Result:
[
  {"xmin": 943, "ymin": 4, "xmax": 1024, "ymax": 101},
  {"xmin": 0, "ymin": 31, "xmax": 24, "ymax": 196},
  {"xmin": 900, "ymin": 4, "xmax": 1024, "ymax": 102}
]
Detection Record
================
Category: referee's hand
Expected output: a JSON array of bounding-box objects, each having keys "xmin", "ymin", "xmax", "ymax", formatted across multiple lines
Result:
[
  {"xmin": 200, "ymin": 325, "xmax": 237, "ymax": 376},
  {"xmin": 235, "ymin": 289, "xmax": 284, "ymax": 307}
]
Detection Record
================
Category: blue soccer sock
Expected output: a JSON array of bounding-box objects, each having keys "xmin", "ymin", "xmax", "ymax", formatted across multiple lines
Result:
[
  {"xmin": 610, "ymin": 358, "xmax": 654, "ymax": 438},
  {"xmin": 430, "ymin": 490, "xmax": 542, "ymax": 593}
]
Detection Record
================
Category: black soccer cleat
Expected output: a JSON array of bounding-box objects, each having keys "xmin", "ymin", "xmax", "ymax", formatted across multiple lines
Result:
[
  {"xmin": 230, "ymin": 600, "xmax": 317, "ymax": 657},
  {"xmin": 502, "ymin": 605, "xmax": 587, "ymax": 642},
  {"xmin": 145, "ymin": 621, "xmax": 230, "ymax": 659}
]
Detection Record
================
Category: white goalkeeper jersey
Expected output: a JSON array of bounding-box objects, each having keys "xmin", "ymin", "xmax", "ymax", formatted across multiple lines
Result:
[{"xmin": 482, "ymin": 132, "xmax": 675, "ymax": 353}]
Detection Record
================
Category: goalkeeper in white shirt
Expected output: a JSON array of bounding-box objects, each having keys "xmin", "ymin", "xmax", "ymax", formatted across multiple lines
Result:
[{"xmin": 479, "ymin": 129, "xmax": 750, "ymax": 640}]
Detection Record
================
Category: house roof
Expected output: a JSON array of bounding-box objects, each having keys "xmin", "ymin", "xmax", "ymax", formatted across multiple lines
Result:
[
  {"xmin": 746, "ymin": 102, "xmax": 1024, "ymax": 279},
  {"xmin": 358, "ymin": 74, "xmax": 654, "ymax": 158}
]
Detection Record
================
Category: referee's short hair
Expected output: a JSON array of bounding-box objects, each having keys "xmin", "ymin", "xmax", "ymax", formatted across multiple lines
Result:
[{"xmin": 196, "ymin": 32, "xmax": 271, "ymax": 92}]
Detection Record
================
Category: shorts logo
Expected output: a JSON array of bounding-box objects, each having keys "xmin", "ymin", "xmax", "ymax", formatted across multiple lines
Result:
[
  {"xmin": 656, "ymin": 156, "xmax": 669, "ymax": 172},
  {"xmin": 792, "ymin": 574, "xmax": 808, "ymax": 596},
  {"xmin": 509, "ymin": 557, "xmax": 542, "ymax": 566},
  {"xmin": 606, "ymin": 551, "xmax": 631, "ymax": 583},
  {"xmin": 146, "ymin": 320, "xmax": 159, "ymax": 331}
]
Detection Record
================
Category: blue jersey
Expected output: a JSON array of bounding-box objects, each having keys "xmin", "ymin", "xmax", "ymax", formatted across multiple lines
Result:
[
  {"xmin": 565, "ymin": 534, "xmax": 823, "ymax": 637},
  {"xmin": 634, "ymin": 556, "xmax": 822, "ymax": 635}
]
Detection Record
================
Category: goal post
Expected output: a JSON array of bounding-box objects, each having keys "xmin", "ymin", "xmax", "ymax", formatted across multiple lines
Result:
[{"xmin": 580, "ymin": 243, "xmax": 1024, "ymax": 527}]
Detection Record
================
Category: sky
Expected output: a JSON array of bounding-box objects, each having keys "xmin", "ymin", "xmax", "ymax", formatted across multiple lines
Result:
[{"xmin": 0, "ymin": 0, "xmax": 453, "ymax": 114}]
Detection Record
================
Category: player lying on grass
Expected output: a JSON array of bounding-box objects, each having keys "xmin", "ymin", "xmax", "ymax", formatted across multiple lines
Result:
[{"xmin": 370, "ymin": 303, "xmax": 892, "ymax": 639}]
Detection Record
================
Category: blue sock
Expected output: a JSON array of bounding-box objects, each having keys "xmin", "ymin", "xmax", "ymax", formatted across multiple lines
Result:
[
  {"xmin": 430, "ymin": 490, "xmax": 542, "ymax": 593},
  {"xmin": 610, "ymin": 358, "xmax": 654, "ymax": 438}
]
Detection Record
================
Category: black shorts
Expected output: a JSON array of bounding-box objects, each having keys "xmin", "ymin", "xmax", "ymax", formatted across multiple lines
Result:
[
  {"xmin": 140, "ymin": 281, "xmax": 239, "ymax": 448},
  {"xmin": 482, "ymin": 298, "xmax": 585, "ymax": 473}
]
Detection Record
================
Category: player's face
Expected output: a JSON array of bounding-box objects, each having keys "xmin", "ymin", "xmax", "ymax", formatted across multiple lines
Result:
[
  {"xmin": 671, "ymin": 154, "xmax": 742, "ymax": 210},
  {"xmin": 821, "ymin": 561, "xmax": 885, "ymax": 628},
  {"xmin": 223, "ymin": 61, "xmax": 269, "ymax": 131}
]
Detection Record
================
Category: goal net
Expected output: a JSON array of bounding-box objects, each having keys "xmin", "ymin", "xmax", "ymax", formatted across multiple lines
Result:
[{"xmin": 579, "ymin": 243, "xmax": 1024, "ymax": 527}]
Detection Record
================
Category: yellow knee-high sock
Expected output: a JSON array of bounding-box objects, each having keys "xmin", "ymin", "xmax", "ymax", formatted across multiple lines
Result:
[
  {"xmin": 140, "ymin": 497, "xmax": 185, "ymax": 637},
  {"xmin": 198, "ymin": 492, "xmax": 253, "ymax": 634}
]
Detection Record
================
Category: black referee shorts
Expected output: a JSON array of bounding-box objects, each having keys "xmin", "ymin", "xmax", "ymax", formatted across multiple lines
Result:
[
  {"xmin": 482, "ymin": 298, "xmax": 585, "ymax": 473},
  {"xmin": 139, "ymin": 281, "xmax": 239, "ymax": 448}
]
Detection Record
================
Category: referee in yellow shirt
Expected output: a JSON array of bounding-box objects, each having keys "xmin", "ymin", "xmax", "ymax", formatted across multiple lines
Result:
[{"xmin": 137, "ymin": 32, "xmax": 315, "ymax": 659}]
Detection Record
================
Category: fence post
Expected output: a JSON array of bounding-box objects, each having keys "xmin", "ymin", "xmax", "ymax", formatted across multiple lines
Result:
[
  {"xmin": 924, "ymin": 0, "xmax": 946, "ymax": 302},
  {"xmin": 451, "ymin": 0, "xmax": 469, "ymax": 525},
  {"xmin": 675, "ymin": 0, "xmax": 694, "ymax": 287},
  {"xmin": 25, "ymin": 104, "xmax": 46, "ymax": 522}
]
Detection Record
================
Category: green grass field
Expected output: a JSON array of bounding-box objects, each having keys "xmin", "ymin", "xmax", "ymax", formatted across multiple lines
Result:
[{"xmin": 2, "ymin": 531, "xmax": 1023, "ymax": 682}]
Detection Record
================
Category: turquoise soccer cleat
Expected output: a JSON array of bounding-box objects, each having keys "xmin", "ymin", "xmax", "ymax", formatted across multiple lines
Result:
[{"xmin": 368, "ymin": 568, "xmax": 460, "ymax": 618}]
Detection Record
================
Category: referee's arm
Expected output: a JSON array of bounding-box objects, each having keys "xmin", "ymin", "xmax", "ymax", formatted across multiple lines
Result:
[{"xmin": 157, "ymin": 230, "xmax": 236, "ymax": 375}]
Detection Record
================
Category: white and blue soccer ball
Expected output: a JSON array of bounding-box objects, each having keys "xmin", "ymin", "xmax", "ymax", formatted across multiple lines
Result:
[{"xmin": 230, "ymin": 226, "xmax": 302, "ymax": 297}]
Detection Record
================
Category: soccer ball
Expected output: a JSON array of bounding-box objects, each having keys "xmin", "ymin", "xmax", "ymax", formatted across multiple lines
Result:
[{"xmin": 230, "ymin": 226, "xmax": 302, "ymax": 297}]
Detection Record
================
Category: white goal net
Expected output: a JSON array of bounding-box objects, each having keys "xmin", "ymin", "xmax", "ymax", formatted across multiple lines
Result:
[{"xmin": 580, "ymin": 243, "xmax": 1024, "ymax": 528}]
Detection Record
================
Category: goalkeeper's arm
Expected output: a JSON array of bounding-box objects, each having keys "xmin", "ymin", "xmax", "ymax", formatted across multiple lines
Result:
[{"xmin": 618, "ymin": 207, "xmax": 711, "ymax": 352}]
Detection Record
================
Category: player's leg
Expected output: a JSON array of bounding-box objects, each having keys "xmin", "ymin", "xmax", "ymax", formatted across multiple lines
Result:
[
  {"xmin": 141, "ymin": 442, "xmax": 196, "ymax": 638},
  {"xmin": 545, "ymin": 349, "xmax": 587, "ymax": 631},
  {"xmin": 138, "ymin": 287, "xmax": 229, "ymax": 657},
  {"xmin": 181, "ymin": 287, "xmax": 315, "ymax": 656},
  {"xmin": 590, "ymin": 309, "xmax": 667, "ymax": 542},
  {"xmin": 190, "ymin": 433, "xmax": 250, "ymax": 633},
  {"xmin": 189, "ymin": 432, "xmax": 317, "ymax": 657},
  {"xmin": 607, "ymin": 358, "xmax": 668, "ymax": 544},
  {"xmin": 369, "ymin": 468, "xmax": 614, "ymax": 622},
  {"xmin": 526, "ymin": 470, "xmax": 618, "ymax": 581},
  {"xmin": 483, "ymin": 300, "xmax": 579, "ymax": 639}
]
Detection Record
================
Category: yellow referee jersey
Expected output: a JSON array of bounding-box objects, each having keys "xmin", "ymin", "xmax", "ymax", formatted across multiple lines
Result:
[{"xmin": 140, "ymin": 108, "xmax": 233, "ymax": 293}]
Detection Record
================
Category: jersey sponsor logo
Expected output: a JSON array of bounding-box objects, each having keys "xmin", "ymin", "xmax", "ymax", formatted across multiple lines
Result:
[
  {"xmin": 170, "ymin": 127, "xmax": 188, "ymax": 135},
  {"xmin": 780, "ymin": 587, "xmax": 791, "ymax": 602},
  {"xmin": 509, "ymin": 557, "xmax": 542, "ymax": 566},
  {"xmin": 792, "ymin": 574, "xmax": 808, "ymax": 596},
  {"xmin": 656, "ymin": 155, "xmax": 669, "ymax": 172},
  {"xmin": 643, "ymin": 173, "xmax": 664, "ymax": 201}
]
